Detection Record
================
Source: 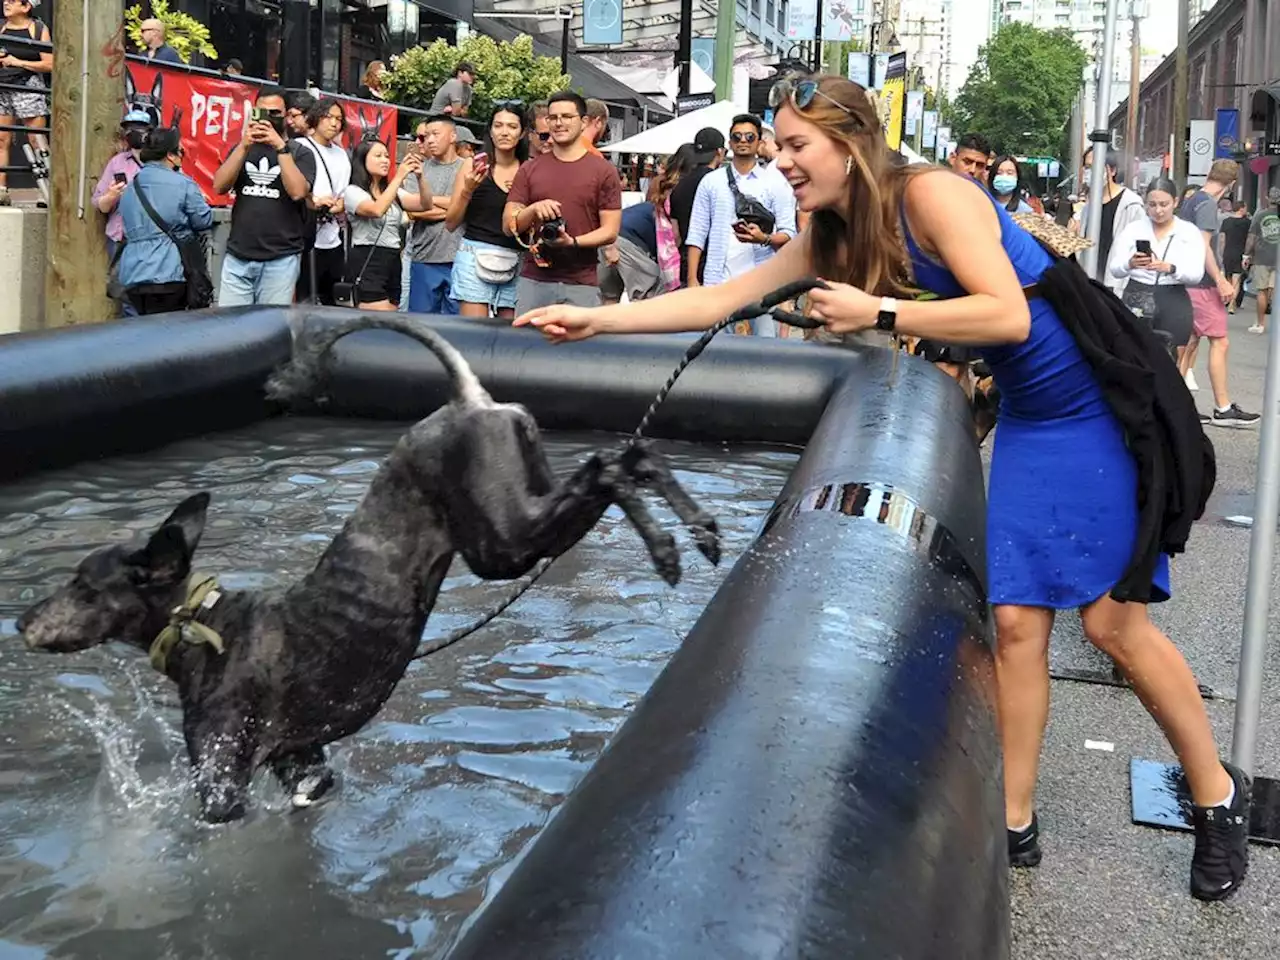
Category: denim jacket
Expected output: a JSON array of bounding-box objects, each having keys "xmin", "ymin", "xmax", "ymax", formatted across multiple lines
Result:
[{"xmin": 117, "ymin": 163, "xmax": 213, "ymax": 288}]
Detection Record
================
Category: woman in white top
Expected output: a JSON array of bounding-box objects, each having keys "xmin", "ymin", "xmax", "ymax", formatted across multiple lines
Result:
[
  {"xmin": 1108, "ymin": 177, "xmax": 1205, "ymax": 372},
  {"xmin": 342, "ymin": 140, "xmax": 424, "ymax": 310}
]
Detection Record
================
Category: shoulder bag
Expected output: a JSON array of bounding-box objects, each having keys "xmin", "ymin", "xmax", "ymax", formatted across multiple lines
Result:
[
  {"xmin": 134, "ymin": 181, "xmax": 214, "ymax": 309},
  {"xmin": 724, "ymin": 165, "xmax": 775, "ymax": 236},
  {"xmin": 1120, "ymin": 234, "xmax": 1174, "ymax": 325},
  {"xmin": 333, "ymin": 190, "xmax": 392, "ymax": 307}
]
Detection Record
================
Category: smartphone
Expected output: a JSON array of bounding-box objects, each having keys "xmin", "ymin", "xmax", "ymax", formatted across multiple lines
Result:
[
  {"xmin": 1135, "ymin": 239, "xmax": 1153, "ymax": 256},
  {"xmin": 251, "ymin": 107, "xmax": 286, "ymax": 134},
  {"xmin": 113, "ymin": 172, "xmax": 127, "ymax": 185},
  {"xmin": 472, "ymin": 151, "xmax": 487, "ymax": 169}
]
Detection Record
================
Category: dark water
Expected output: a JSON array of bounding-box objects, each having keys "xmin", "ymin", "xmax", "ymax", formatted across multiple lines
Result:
[{"xmin": 0, "ymin": 418, "xmax": 797, "ymax": 960}]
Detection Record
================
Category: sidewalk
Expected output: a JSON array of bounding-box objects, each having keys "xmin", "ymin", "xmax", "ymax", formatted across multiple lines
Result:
[{"xmin": 1012, "ymin": 302, "xmax": 1280, "ymax": 959}]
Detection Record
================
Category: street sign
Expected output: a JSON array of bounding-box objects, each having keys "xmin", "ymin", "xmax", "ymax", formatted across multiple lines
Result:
[{"xmin": 676, "ymin": 92, "xmax": 715, "ymax": 115}]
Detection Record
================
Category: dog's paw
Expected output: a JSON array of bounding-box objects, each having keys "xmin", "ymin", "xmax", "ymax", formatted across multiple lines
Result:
[
  {"xmin": 649, "ymin": 533, "xmax": 681, "ymax": 587},
  {"xmin": 691, "ymin": 518, "xmax": 721, "ymax": 566}
]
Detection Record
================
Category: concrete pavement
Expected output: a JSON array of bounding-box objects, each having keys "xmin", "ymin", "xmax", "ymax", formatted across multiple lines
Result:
[{"xmin": 1011, "ymin": 300, "xmax": 1280, "ymax": 958}]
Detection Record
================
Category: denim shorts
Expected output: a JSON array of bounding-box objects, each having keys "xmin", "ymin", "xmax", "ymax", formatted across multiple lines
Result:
[{"xmin": 450, "ymin": 239, "xmax": 522, "ymax": 311}]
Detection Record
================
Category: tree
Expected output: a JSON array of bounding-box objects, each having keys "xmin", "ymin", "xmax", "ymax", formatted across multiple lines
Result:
[
  {"xmin": 952, "ymin": 23, "xmax": 1086, "ymax": 158},
  {"xmin": 125, "ymin": 0, "xmax": 218, "ymax": 65},
  {"xmin": 382, "ymin": 35, "xmax": 569, "ymax": 121}
]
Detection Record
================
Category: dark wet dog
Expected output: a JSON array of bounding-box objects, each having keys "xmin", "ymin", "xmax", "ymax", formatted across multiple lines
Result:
[{"xmin": 18, "ymin": 316, "xmax": 720, "ymax": 823}]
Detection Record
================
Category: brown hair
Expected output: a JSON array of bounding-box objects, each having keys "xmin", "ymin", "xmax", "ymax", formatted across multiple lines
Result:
[
  {"xmin": 1207, "ymin": 159, "xmax": 1239, "ymax": 185},
  {"xmin": 789, "ymin": 75, "xmax": 926, "ymax": 297},
  {"xmin": 361, "ymin": 61, "xmax": 386, "ymax": 90}
]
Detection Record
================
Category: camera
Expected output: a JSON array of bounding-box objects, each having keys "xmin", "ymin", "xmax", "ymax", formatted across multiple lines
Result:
[{"xmin": 538, "ymin": 217, "xmax": 565, "ymax": 244}]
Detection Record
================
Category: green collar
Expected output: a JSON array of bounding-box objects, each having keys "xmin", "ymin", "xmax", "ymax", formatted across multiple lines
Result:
[{"xmin": 150, "ymin": 573, "xmax": 227, "ymax": 672}]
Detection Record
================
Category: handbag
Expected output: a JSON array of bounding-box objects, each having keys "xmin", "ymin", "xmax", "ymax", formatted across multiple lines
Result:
[
  {"xmin": 724, "ymin": 165, "xmax": 775, "ymax": 235},
  {"xmin": 1120, "ymin": 235, "xmax": 1175, "ymax": 325},
  {"xmin": 134, "ymin": 182, "xmax": 214, "ymax": 309},
  {"xmin": 333, "ymin": 196, "xmax": 392, "ymax": 307},
  {"xmin": 472, "ymin": 246, "xmax": 520, "ymax": 284},
  {"xmin": 106, "ymin": 240, "xmax": 128, "ymax": 302},
  {"xmin": 654, "ymin": 197, "xmax": 681, "ymax": 292}
]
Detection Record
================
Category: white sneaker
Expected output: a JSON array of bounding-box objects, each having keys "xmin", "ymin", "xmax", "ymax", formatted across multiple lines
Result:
[
  {"xmin": 1185, "ymin": 369, "xmax": 1200, "ymax": 391},
  {"xmin": 1248, "ymin": 324, "xmax": 1265, "ymax": 334}
]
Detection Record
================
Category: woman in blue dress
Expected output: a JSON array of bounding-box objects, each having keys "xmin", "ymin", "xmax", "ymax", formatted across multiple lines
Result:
[{"xmin": 513, "ymin": 75, "xmax": 1247, "ymax": 901}]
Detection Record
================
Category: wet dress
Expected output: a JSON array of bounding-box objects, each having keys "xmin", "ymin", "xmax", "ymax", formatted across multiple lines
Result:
[{"xmin": 903, "ymin": 200, "xmax": 1171, "ymax": 608}]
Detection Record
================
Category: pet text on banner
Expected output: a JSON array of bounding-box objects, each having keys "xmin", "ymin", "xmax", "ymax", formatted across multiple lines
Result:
[{"xmin": 125, "ymin": 61, "xmax": 398, "ymax": 207}]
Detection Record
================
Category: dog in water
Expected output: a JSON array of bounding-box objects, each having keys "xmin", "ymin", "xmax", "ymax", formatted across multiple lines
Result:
[{"xmin": 18, "ymin": 316, "xmax": 721, "ymax": 823}]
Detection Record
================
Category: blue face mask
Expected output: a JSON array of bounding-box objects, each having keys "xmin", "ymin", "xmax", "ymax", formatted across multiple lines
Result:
[{"xmin": 992, "ymin": 174, "xmax": 1018, "ymax": 196}]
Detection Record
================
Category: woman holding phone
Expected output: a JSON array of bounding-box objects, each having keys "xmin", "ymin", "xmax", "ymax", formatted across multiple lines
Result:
[
  {"xmin": 1107, "ymin": 177, "xmax": 1205, "ymax": 373},
  {"xmin": 444, "ymin": 102, "xmax": 528, "ymax": 318},
  {"xmin": 342, "ymin": 140, "xmax": 425, "ymax": 310}
]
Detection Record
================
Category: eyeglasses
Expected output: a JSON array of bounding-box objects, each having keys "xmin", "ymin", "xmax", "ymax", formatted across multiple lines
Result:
[
  {"xmin": 768, "ymin": 78, "xmax": 861, "ymax": 127},
  {"xmin": 547, "ymin": 113, "xmax": 579, "ymax": 124},
  {"xmin": 415, "ymin": 133, "xmax": 428, "ymax": 142},
  {"xmin": 730, "ymin": 132, "xmax": 758, "ymax": 143}
]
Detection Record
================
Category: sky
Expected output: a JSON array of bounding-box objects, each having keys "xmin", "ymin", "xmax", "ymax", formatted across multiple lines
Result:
[{"xmin": 946, "ymin": 0, "xmax": 1181, "ymax": 97}]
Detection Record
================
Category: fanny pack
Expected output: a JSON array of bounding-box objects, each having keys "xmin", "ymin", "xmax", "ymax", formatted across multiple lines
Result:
[
  {"xmin": 725, "ymin": 165, "xmax": 775, "ymax": 235},
  {"xmin": 472, "ymin": 245, "xmax": 520, "ymax": 284}
]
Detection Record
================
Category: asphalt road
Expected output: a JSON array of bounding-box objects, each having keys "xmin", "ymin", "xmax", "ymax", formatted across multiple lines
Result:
[{"xmin": 1011, "ymin": 299, "xmax": 1280, "ymax": 959}]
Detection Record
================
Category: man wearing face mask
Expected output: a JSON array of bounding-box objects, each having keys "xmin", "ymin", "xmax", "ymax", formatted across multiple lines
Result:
[{"xmin": 93, "ymin": 109, "xmax": 154, "ymax": 315}]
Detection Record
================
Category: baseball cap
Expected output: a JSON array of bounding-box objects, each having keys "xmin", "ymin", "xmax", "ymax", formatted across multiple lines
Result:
[
  {"xmin": 121, "ymin": 108, "xmax": 153, "ymax": 126},
  {"xmin": 455, "ymin": 126, "xmax": 480, "ymax": 146},
  {"xmin": 1268, "ymin": 186, "xmax": 1280, "ymax": 204},
  {"xmin": 692, "ymin": 127, "xmax": 725, "ymax": 164}
]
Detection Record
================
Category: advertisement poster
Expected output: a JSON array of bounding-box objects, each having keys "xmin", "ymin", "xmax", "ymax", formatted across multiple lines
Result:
[
  {"xmin": 785, "ymin": 0, "xmax": 819, "ymax": 41},
  {"xmin": 872, "ymin": 52, "xmax": 891, "ymax": 90},
  {"xmin": 847, "ymin": 51, "xmax": 871, "ymax": 88},
  {"xmin": 126, "ymin": 61, "xmax": 397, "ymax": 206},
  {"xmin": 921, "ymin": 110, "xmax": 937, "ymax": 149},
  {"xmin": 879, "ymin": 52, "xmax": 907, "ymax": 150},
  {"xmin": 1215, "ymin": 107, "xmax": 1240, "ymax": 159},
  {"xmin": 823, "ymin": 0, "xmax": 864, "ymax": 42}
]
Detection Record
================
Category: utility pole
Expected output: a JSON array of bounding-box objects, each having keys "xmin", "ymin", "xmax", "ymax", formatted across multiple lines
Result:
[
  {"xmin": 1082, "ymin": 0, "xmax": 1120, "ymax": 279},
  {"xmin": 677, "ymin": 0, "xmax": 693, "ymax": 95},
  {"xmin": 714, "ymin": 0, "xmax": 736, "ymax": 99},
  {"xmin": 46, "ymin": 0, "xmax": 124, "ymax": 327},
  {"xmin": 1173, "ymin": 0, "xmax": 1189, "ymax": 184},
  {"xmin": 1124, "ymin": 3, "xmax": 1142, "ymax": 186}
]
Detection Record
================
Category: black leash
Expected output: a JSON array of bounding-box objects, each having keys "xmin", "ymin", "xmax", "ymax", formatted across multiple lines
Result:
[{"xmin": 411, "ymin": 278, "xmax": 830, "ymax": 661}]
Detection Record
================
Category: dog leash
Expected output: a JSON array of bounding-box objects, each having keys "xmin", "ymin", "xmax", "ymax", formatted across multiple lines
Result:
[{"xmin": 411, "ymin": 278, "xmax": 831, "ymax": 661}]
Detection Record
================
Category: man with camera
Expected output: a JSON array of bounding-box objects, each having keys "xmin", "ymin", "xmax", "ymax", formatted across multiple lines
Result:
[
  {"xmin": 213, "ymin": 87, "xmax": 316, "ymax": 306},
  {"xmin": 504, "ymin": 91, "xmax": 621, "ymax": 313},
  {"xmin": 686, "ymin": 113, "xmax": 795, "ymax": 336}
]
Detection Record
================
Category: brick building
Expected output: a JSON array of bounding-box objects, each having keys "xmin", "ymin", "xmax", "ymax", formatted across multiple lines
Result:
[{"xmin": 1108, "ymin": 0, "xmax": 1279, "ymax": 202}]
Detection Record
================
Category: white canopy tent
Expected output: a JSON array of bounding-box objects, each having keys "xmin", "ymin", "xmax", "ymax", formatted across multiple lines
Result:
[{"xmin": 602, "ymin": 99, "xmax": 742, "ymax": 156}]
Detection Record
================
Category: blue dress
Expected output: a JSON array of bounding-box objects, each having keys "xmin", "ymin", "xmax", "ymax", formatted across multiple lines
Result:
[{"xmin": 904, "ymin": 202, "xmax": 1171, "ymax": 608}]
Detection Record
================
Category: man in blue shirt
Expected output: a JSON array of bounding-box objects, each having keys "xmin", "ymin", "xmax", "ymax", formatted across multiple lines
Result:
[
  {"xmin": 686, "ymin": 113, "xmax": 796, "ymax": 336},
  {"xmin": 140, "ymin": 19, "xmax": 183, "ymax": 65}
]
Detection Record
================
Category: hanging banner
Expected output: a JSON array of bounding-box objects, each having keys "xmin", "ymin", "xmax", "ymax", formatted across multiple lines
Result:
[
  {"xmin": 872, "ymin": 53, "xmax": 891, "ymax": 90},
  {"xmin": 125, "ymin": 61, "xmax": 397, "ymax": 207},
  {"xmin": 879, "ymin": 51, "xmax": 907, "ymax": 150},
  {"xmin": 1215, "ymin": 107, "xmax": 1240, "ymax": 158},
  {"xmin": 691, "ymin": 38, "xmax": 715, "ymax": 81},
  {"xmin": 936, "ymin": 125, "xmax": 951, "ymax": 160},
  {"xmin": 847, "ymin": 52, "xmax": 871, "ymax": 88},
  {"xmin": 785, "ymin": 0, "xmax": 819, "ymax": 41},
  {"xmin": 922, "ymin": 110, "xmax": 938, "ymax": 149},
  {"xmin": 1189, "ymin": 118, "xmax": 1215, "ymax": 178},
  {"xmin": 904, "ymin": 90, "xmax": 924, "ymax": 136},
  {"xmin": 584, "ymin": 0, "xmax": 624, "ymax": 46},
  {"xmin": 823, "ymin": 0, "xmax": 861, "ymax": 42}
]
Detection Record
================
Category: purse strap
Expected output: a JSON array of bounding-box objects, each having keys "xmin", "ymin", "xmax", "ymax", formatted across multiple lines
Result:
[
  {"xmin": 1151, "ymin": 234, "xmax": 1175, "ymax": 288},
  {"xmin": 724, "ymin": 164, "xmax": 744, "ymax": 201},
  {"xmin": 352, "ymin": 186, "xmax": 393, "ymax": 284},
  {"xmin": 134, "ymin": 176, "xmax": 183, "ymax": 252}
]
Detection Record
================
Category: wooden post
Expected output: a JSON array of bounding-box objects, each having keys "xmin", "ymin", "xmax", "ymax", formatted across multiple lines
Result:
[{"xmin": 44, "ymin": 0, "xmax": 126, "ymax": 327}]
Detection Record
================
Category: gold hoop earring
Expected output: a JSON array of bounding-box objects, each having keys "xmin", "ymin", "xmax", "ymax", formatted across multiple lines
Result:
[{"xmin": 845, "ymin": 156, "xmax": 853, "ymax": 175}]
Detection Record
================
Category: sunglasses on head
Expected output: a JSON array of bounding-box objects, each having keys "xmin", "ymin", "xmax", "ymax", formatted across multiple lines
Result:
[
  {"xmin": 730, "ymin": 131, "xmax": 758, "ymax": 143},
  {"xmin": 768, "ymin": 78, "xmax": 861, "ymax": 126},
  {"xmin": 491, "ymin": 99, "xmax": 526, "ymax": 113}
]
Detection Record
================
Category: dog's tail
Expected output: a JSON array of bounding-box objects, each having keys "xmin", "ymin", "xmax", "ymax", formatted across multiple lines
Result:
[{"xmin": 266, "ymin": 315, "xmax": 489, "ymax": 407}]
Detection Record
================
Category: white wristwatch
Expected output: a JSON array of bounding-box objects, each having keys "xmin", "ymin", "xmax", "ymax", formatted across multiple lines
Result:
[{"xmin": 875, "ymin": 296, "xmax": 898, "ymax": 332}]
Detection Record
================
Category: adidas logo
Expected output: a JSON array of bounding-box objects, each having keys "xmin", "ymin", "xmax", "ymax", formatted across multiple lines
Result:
[{"xmin": 242, "ymin": 156, "xmax": 282, "ymax": 199}]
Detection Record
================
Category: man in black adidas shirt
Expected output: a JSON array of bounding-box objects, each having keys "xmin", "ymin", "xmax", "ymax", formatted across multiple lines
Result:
[{"xmin": 213, "ymin": 87, "xmax": 316, "ymax": 306}]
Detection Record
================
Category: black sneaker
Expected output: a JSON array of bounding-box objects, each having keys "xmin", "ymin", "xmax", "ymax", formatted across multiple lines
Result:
[
  {"xmin": 1199, "ymin": 412, "xmax": 1211, "ymax": 424},
  {"xmin": 1190, "ymin": 762, "xmax": 1250, "ymax": 902},
  {"xmin": 1212, "ymin": 404, "xmax": 1261, "ymax": 427},
  {"xmin": 1008, "ymin": 812, "xmax": 1042, "ymax": 868}
]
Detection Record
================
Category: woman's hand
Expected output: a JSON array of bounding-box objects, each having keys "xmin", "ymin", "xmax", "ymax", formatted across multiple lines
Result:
[
  {"xmin": 395, "ymin": 154, "xmax": 422, "ymax": 183},
  {"xmin": 1147, "ymin": 259, "xmax": 1174, "ymax": 275},
  {"xmin": 1129, "ymin": 252, "xmax": 1153, "ymax": 270},
  {"xmin": 513, "ymin": 305, "xmax": 600, "ymax": 342},
  {"xmin": 806, "ymin": 280, "xmax": 880, "ymax": 334}
]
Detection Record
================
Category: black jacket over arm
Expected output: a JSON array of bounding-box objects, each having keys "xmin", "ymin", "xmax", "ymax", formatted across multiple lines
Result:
[{"xmin": 1036, "ymin": 257, "xmax": 1216, "ymax": 603}]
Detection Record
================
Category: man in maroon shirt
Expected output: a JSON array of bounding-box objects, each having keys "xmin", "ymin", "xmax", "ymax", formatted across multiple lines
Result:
[{"xmin": 504, "ymin": 90, "xmax": 622, "ymax": 313}]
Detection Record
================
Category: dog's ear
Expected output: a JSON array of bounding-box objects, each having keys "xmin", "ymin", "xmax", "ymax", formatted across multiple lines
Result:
[
  {"xmin": 125, "ymin": 69, "xmax": 136, "ymax": 102},
  {"xmin": 134, "ymin": 525, "xmax": 194, "ymax": 585},
  {"xmin": 150, "ymin": 73, "xmax": 163, "ymax": 106},
  {"xmin": 157, "ymin": 493, "xmax": 210, "ymax": 553}
]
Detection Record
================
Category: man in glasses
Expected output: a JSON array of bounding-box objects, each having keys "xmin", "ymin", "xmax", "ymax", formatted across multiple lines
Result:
[
  {"xmin": 505, "ymin": 90, "xmax": 622, "ymax": 313},
  {"xmin": 685, "ymin": 113, "xmax": 796, "ymax": 336},
  {"xmin": 402, "ymin": 115, "xmax": 465, "ymax": 314},
  {"xmin": 527, "ymin": 101, "xmax": 552, "ymax": 157},
  {"xmin": 286, "ymin": 92, "xmax": 316, "ymax": 140}
]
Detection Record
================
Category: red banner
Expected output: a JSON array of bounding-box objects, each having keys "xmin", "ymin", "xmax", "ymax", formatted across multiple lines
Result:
[{"xmin": 124, "ymin": 62, "xmax": 397, "ymax": 206}]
